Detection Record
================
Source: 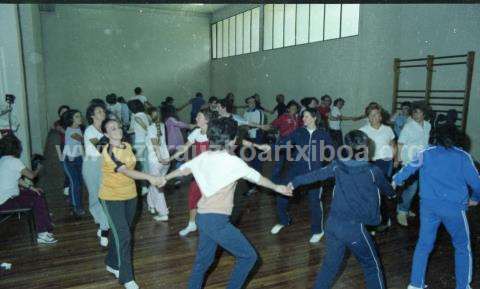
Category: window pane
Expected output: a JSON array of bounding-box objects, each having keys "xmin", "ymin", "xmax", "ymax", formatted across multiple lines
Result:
[
  {"xmin": 222, "ymin": 19, "xmax": 229, "ymax": 57},
  {"xmin": 273, "ymin": 4, "xmax": 284, "ymax": 49},
  {"xmin": 236, "ymin": 15, "xmax": 243, "ymax": 55},
  {"xmin": 324, "ymin": 4, "xmax": 341, "ymax": 40},
  {"xmin": 229, "ymin": 17, "xmax": 235, "ymax": 56},
  {"xmin": 284, "ymin": 4, "xmax": 296, "ymax": 47},
  {"xmin": 251, "ymin": 7, "xmax": 260, "ymax": 52},
  {"xmin": 263, "ymin": 4, "xmax": 273, "ymax": 50},
  {"xmin": 309, "ymin": 4, "xmax": 324, "ymax": 43},
  {"xmin": 217, "ymin": 21, "xmax": 223, "ymax": 58},
  {"xmin": 341, "ymin": 4, "xmax": 359, "ymax": 37},
  {"xmin": 243, "ymin": 11, "xmax": 251, "ymax": 53},
  {"xmin": 212, "ymin": 24, "xmax": 217, "ymax": 59},
  {"xmin": 296, "ymin": 4, "xmax": 309, "ymax": 45}
]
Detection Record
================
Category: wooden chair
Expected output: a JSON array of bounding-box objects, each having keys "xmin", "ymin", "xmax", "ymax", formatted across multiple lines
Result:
[{"xmin": 0, "ymin": 208, "xmax": 37, "ymax": 245}]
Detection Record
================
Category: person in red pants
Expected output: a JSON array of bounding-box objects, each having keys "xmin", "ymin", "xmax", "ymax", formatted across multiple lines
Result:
[{"xmin": 0, "ymin": 134, "xmax": 57, "ymax": 244}]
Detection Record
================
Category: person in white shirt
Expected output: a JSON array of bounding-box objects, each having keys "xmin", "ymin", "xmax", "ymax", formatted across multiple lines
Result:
[
  {"xmin": 130, "ymin": 87, "xmax": 152, "ymax": 109},
  {"xmin": 145, "ymin": 107, "xmax": 170, "ymax": 222},
  {"xmin": 328, "ymin": 98, "xmax": 363, "ymax": 149},
  {"xmin": 83, "ymin": 103, "xmax": 109, "ymax": 247},
  {"xmin": 128, "ymin": 99, "xmax": 151, "ymax": 196},
  {"xmin": 359, "ymin": 103, "xmax": 397, "ymax": 232},
  {"xmin": 157, "ymin": 117, "xmax": 291, "ymax": 289},
  {"xmin": 396, "ymin": 102, "xmax": 432, "ymax": 226},
  {"xmin": 0, "ymin": 134, "xmax": 57, "ymax": 244}
]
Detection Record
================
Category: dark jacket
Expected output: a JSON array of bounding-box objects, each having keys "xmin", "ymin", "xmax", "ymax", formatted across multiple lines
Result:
[
  {"xmin": 291, "ymin": 160, "xmax": 396, "ymax": 225},
  {"xmin": 277, "ymin": 126, "xmax": 333, "ymax": 182}
]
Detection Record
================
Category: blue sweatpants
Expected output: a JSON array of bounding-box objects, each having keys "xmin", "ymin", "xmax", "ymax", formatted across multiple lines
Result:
[
  {"xmin": 410, "ymin": 201, "xmax": 472, "ymax": 289},
  {"xmin": 276, "ymin": 187, "xmax": 324, "ymax": 235},
  {"xmin": 188, "ymin": 213, "xmax": 258, "ymax": 289},
  {"xmin": 63, "ymin": 156, "xmax": 83, "ymax": 213},
  {"xmin": 314, "ymin": 217, "xmax": 385, "ymax": 289}
]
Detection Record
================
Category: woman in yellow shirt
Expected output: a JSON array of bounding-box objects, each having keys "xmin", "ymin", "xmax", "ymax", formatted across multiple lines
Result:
[{"xmin": 99, "ymin": 119, "xmax": 162, "ymax": 289}]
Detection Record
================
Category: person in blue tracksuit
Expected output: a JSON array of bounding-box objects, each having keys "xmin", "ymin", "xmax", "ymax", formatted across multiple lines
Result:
[
  {"xmin": 393, "ymin": 125, "xmax": 480, "ymax": 289},
  {"xmin": 270, "ymin": 108, "xmax": 334, "ymax": 244},
  {"xmin": 288, "ymin": 129, "xmax": 395, "ymax": 289}
]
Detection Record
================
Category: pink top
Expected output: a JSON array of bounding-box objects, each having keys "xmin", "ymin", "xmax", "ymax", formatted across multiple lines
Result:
[{"xmin": 165, "ymin": 117, "xmax": 190, "ymax": 151}]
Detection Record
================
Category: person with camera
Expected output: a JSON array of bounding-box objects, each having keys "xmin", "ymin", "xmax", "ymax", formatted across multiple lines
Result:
[{"xmin": 0, "ymin": 134, "xmax": 57, "ymax": 244}]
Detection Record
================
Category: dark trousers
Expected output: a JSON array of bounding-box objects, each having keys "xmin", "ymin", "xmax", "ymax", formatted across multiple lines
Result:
[
  {"xmin": 271, "ymin": 136, "xmax": 287, "ymax": 184},
  {"xmin": 276, "ymin": 187, "xmax": 324, "ymax": 234},
  {"xmin": 188, "ymin": 213, "xmax": 258, "ymax": 289},
  {"xmin": 373, "ymin": 160, "xmax": 393, "ymax": 226},
  {"xmin": 314, "ymin": 217, "xmax": 385, "ymax": 289},
  {"xmin": 0, "ymin": 187, "xmax": 53, "ymax": 233},
  {"xmin": 63, "ymin": 156, "xmax": 83, "ymax": 212},
  {"xmin": 100, "ymin": 198, "xmax": 137, "ymax": 284},
  {"xmin": 247, "ymin": 131, "xmax": 264, "ymax": 189}
]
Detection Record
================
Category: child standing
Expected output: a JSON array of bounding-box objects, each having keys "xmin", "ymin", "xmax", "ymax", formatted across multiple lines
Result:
[
  {"xmin": 158, "ymin": 117, "xmax": 290, "ymax": 289},
  {"xmin": 61, "ymin": 109, "xmax": 85, "ymax": 217},
  {"xmin": 288, "ymin": 130, "xmax": 396, "ymax": 289},
  {"xmin": 145, "ymin": 107, "xmax": 171, "ymax": 221},
  {"xmin": 393, "ymin": 125, "xmax": 480, "ymax": 289}
]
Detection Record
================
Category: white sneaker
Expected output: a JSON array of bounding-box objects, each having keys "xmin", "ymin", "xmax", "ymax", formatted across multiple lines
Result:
[
  {"xmin": 97, "ymin": 229, "xmax": 109, "ymax": 247},
  {"xmin": 408, "ymin": 211, "xmax": 416, "ymax": 217},
  {"xmin": 148, "ymin": 207, "xmax": 156, "ymax": 214},
  {"xmin": 153, "ymin": 214, "xmax": 169, "ymax": 222},
  {"xmin": 106, "ymin": 265, "xmax": 119, "ymax": 278},
  {"xmin": 397, "ymin": 212, "xmax": 408, "ymax": 227},
  {"xmin": 270, "ymin": 224, "xmax": 285, "ymax": 235},
  {"xmin": 179, "ymin": 222, "xmax": 197, "ymax": 237},
  {"xmin": 124, "ymin": 280, "xmax": 139, "ymax": 289},
  {"xmin": 309, "ymin": 232, "xmax": 324, "ymax": 244},
  {"xmin": 63, "ymin": 187, "xmax": 69, "ymax": 196},
  {"xmin": 37, "ymin": 232, "xmax": 58, "ymax": 244}
]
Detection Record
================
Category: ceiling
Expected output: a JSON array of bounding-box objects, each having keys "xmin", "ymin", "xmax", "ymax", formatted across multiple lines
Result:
[{"xmin": 121, "ymin": 4, "xmax": 229, "ymax": 15}]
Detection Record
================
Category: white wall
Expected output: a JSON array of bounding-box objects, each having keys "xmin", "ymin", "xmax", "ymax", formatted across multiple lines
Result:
[
  {"xmin": 211, "ymin": 4, "xmax": 480, "ymax": 158},
  {"xmin": 0, "ymin": 4, "xmax": 31, "ymax": 165},
  {"xmin": 40, "ymin": 4, "xmax": 212, "ymax": 126}
]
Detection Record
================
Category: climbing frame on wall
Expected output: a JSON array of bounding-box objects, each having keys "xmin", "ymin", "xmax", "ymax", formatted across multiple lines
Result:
[{"xmin": 391, "ymin": 51, "xmax": 475, "ymax": 132}]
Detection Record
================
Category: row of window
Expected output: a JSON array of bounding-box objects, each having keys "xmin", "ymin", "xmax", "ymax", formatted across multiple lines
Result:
[{"xmin": 211, "ymin": 4, "xmax": 360, "ymax": 59}]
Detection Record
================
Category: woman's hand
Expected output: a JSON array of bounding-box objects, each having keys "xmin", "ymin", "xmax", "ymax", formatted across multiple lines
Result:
[
  {"xmin": 159, "ymin": 159, "xmax": 170, "ymax": 165},
  {"xmin": 275, "ymin": 185, "xmax": 292, "ymax": 197},
  {"xmin": 468, "ymin": 199, "xmax": 478, "ymax": 207},
  {"xmin": 31, "ymin": 187, "xmax": 43, "ymax": 196}
]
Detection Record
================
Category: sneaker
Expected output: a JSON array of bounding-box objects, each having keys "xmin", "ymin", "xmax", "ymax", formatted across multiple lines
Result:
[
  {"xmin": 309, "ymin": 232, "xmax": 324, "ymax": 244},
  {"xmin": 179, "ymin": 222, "xmax": 197, "ymax": 237},
  {"xmin": 37, "ymin": 232, "xmax": 58, "ymax": 244},
  {"xmin": 106, "ymin": 265, "xmax": 119, "ymax": 278},
  {"xmin": 148, "ymin": 207, "xmax": 156, "ymax": 214},
  {"xmin": 408, "ymin": 211, "xmax": 416, "ymax": 217},
  {"xmin": 153, "ymin": 214, "xmax": 169, "ymax": 222},
  {"xmin": 397, "ymin": 212, "xmax": 408, "ymax": 227},
  {"xmin": 63, "ymin": 187, "xmax": 69, "ymax": 196},
  {"xmin": 270, "ymin": 224, "xmax": 285, "ymax": 235},
  {"xmin": 97, "ymin": 229, "xmax": 109, "ymax": 247},
  {"xmin": 124, "ymin": 280, "xmax": 139, "ymax": 289}
]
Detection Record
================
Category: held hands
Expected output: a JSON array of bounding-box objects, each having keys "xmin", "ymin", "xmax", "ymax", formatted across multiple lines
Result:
[
  {"xmin": 260, "ymin": 124, "xmax": 272, "ymax": 131},
  {"xmin": 468, "ymin": 199, "xmax": 478, "ymax": 207},
  {"xmin": 391, "ymin": 181, "xmax": 397, "ymax": 190},
  {"xmin": 255, "ymin": 144, "xmax": 272, "ymax": 153},
  {"xmin": 287, "ymin": 182, "xmax": 295, "ymax": 194},
  {"xmin": 148, "ymin": 176, "xmax": 167, "ymax": 188},
  {"xmin": 159, "ymin": 158, "xmax": 170, "ymax": 165},
  {"xmin": 275, "ymin": 185, "xmax": 292, "ymax": 197}
]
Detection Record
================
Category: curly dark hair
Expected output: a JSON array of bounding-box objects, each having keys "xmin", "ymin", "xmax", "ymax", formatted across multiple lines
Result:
[
  {"xmin": 0, "ymin": 134, "xmax": 22, "ymax": 158},
  {"xmin": 86, "ymin": 103, "xmax": 106, "ymax": 125},
  {"xmin": 207, "ymin": 117, "xmax": 238, "ymax": 151},
  {"xmin": 127, "ymin": 99, "xmax": 145, "ymax": 114},
  {"xmin": 61, "ymin": 109, "xmax": 80, "ymax": 128}
]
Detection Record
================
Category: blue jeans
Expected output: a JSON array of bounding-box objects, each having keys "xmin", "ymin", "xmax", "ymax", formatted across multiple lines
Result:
[
  {"xmin": 188, "ymin": 213, "xmax": 258, "ymax": 289},
  {"xmin": 63, "ymin": 156, "xmax": 83, "ymax": 212},
  {"xmin": 276, "ymin": 187, "xmax": 324, "ymax": 234},
  {"xmin": 314, "ymin": 217, "xmax": 385, "ymax": 289},
  {"xmin": 397, "ymin": 179, "xmax": 418, "ymax": 213},
  {"xmin": 373, "ymin": 159, "xmax": 393, "ymax": 179},
  {"xmin": 410, "ymin": 201, "xmax": 472, "ymax": 289}
]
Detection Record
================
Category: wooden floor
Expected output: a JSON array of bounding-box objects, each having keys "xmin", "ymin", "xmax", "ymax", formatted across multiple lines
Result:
[{"xmin": 1, "ymin": 133, "xmax": 479, "ymax": 289}]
